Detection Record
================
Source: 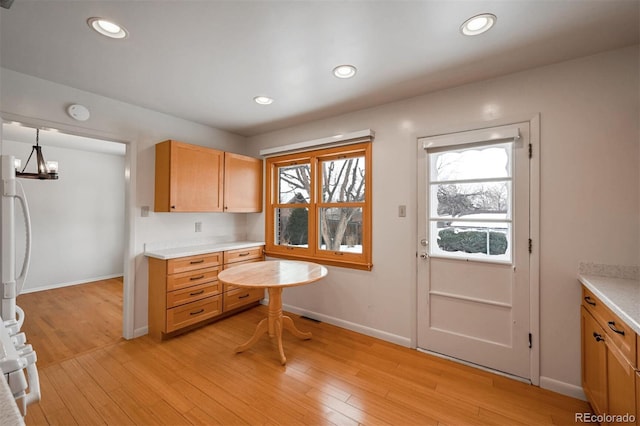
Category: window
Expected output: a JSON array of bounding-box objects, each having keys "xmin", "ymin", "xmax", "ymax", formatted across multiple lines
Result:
[
  {"xmin": 427, "ymin": 142, "xmax": 513, "ymax": 263},
  {"xmin": 265, "ymin": 142, "xmax": 372, "ymax": 270}
]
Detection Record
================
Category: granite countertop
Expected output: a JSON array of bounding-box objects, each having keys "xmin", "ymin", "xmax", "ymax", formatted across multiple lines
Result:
[
  {"xmin": 578, "ymin": 274, "xmax": 640, "ymax": 335},
  {"xmin": 144, "ymin": 240, "xmax": 264, "ymax": 260}
]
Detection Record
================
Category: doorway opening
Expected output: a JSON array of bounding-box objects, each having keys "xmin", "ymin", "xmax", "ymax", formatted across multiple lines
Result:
[{"xmin": 1, "ymin": 121, "xmax": 130, "ymax": 364}]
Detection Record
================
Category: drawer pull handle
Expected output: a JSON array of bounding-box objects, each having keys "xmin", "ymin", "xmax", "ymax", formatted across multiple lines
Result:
[
  {"xmin": 593, "ymin": 332, "xmax": 604, "ymax": 342},
  {"xmin": 190, "ymin": 309, "xmax": 205, "ymax": 316},
  {"xmin": 190, "ymin": 275, "xmax": 205, "ymax": 281},
  {"xmin": 607, "ymin": 321, "xmax": 625, "ymax": 336},
  {"xmin": 190, "ymin": 259, "xmax": 205, "ymax": 264},
  {"xmin": 239, "ymin": 294, "xmax": 250, "ymax": 299},
  {"xmin": 239, "ymin": 252, "xmax": 251, "ymax": 257},
  {"xmin": 189, "ymin": 290, "xmax": 205, "ymax": 296},
  {"xmin": 583, "ymin": 296, "xmax": 596, "ymax": 306}
]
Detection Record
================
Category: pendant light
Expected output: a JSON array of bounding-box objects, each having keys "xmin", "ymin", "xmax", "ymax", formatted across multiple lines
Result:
[{"xmin": 15, "ymin": 129, "xmax": 59, "ymax": 180}]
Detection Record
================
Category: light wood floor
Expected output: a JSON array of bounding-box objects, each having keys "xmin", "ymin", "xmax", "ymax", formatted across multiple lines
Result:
[{"xmin": 17, "ymin": 279, "xmax": 591, "ymax": 425}]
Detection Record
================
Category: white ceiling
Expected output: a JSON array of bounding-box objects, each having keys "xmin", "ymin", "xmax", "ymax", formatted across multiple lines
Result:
[{"xmin": 1, "ymin": 1, "xmax": 638, "ymax": 138}]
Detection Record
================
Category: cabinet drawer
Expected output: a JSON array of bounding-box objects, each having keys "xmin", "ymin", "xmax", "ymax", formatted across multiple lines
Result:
[
  {"xmin": 602, "ymin": 303, "xmax": 636, "ymax": 366},
  {"xmin": 167, "ymin": 281, "xmax": 221, "ymax": 308},
  {"xmin": 583, "ymin": 287, "xmax": 636, "ymax": 366},
  {"xmin": 167, "ymin": 266, "xmax": 220, "ymax": 291},
  {"xmin": 582, "ymin": 287, "xmax": 608, "ymax": 319},
  {"xmin": 223, "ymin": 247, "xmax": 263, "ymax": 265},
  {"xmin": 168, "ymin": 253, "xmax": 222, "ymax": 274},
  {"xmin": 166, "ymin": 296, "xmax": 221, "ymax": 332},
  {"xmin": 223, "ymin": 287, "xmax": 264, "ymax": 312}
]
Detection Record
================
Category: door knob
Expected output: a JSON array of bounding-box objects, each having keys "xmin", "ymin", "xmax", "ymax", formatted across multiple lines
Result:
[{"xmin": 419, "ymin": 252, "xmax": 428, "ymax": 259}]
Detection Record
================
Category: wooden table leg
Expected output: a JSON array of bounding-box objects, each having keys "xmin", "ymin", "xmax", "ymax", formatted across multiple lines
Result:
[{"xmin": 236, "ymin": 286, "xmax": 312, "ymax": 365}]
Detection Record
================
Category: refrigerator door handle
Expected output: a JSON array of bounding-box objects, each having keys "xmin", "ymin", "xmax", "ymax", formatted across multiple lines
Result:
[{"xmin": 14, "ymin": 180, "xmax": 31, "ymax": 296}]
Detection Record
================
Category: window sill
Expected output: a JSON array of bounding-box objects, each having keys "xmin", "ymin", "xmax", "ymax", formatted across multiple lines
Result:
[{"xmin": 264, "ymin": 250, "xmax": 373, "ymax": 271}]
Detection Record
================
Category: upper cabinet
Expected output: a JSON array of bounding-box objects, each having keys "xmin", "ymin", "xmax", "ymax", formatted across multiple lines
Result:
[
  {"xmin": 155, "ymin": 140, "xmax": 224, "ymax": 212},
  {"xmin": 224, "ymin": 152, "xmax": 262, "ymax": 213},
  {"xmin": 154, "ymin": 140, "xmax": 262, "ymax": 213}
]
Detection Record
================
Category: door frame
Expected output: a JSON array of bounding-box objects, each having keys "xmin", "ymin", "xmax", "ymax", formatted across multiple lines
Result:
[
  {"xmin": 0, "ymin": 111, "xmax": 137, "ymax": 340},
  {"xmin": 414, "ymin": 114, "xmax": 540, "ymax": 385}
]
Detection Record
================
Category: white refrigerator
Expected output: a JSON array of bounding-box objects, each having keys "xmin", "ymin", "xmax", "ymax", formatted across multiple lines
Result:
[{"xmin": 0, "ymin": 154, "xmax": 41, "ymax": 417}]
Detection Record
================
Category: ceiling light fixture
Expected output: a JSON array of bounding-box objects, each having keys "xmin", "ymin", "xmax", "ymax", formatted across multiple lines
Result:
[
  {"xmin": 254, "ymin": 96, "xmax": 274, "ymax": 105},
  {"xmin": 333, "ymin": 64, "xmax": 357, "ymax": 79},
  {"xmin": 87, "ymin": 17, "xmax": 128, "ymax": 39},
  {"xmin": 460, "ymin": 13, "xmax": 497, "ymax": 36},
  {"xmin": 15, "ymin": 129, "xmax": 59, "ymax": 180}
]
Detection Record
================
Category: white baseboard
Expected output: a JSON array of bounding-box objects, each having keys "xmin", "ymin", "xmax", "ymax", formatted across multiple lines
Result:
[
  {"xmin": 540, "ymin": 376, "xmax": 587, "ymax": 400},
  {"xmin": 281, "ymin": 302, "xmax": 412, "ymax": 347},
  {"xmin": 133, "ymin": 326, "xmax": 148, "ymax": 339},
  {"xmin": 20, "ymin": 274, "xmax": 124, "ymax": 294}
]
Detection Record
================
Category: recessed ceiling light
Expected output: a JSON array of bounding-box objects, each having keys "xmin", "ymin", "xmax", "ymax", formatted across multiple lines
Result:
[
  {"xmin": 333, "ymin": 64, "xmax": 357, "ymax": 79},
  {"xmin": 87, "ymin": 17, "xmax": 128, "ymax": 39},
  {"xmin": 254, "ymin": 96, "xmax": 274, "ymax": 105},
  {"xmin": 460, "ymin": 13, "xmax": 496, "ymax": 36}
]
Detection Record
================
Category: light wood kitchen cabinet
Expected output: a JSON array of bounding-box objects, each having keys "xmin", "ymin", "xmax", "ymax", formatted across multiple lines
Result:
[
  {"xmin": 154, "ymin": 140, "xmax": 262, "ymax": 213},
  {"xmin": 222, "ymin": 246, "xmax": 265, "ymax": 311},
  {"xmin": 581, "ymin": 286, "xmax": 638, "ymax": 422},
  {"xmin": 148, "ymin": 245, "xmax": 265, "ymax": 340},
  {"xmin": 224, "ymin": 152, "xmax": 262, "ymax": 212},
  {"xmin": 148, "ymin": 252, "xmax": 223, "ymax": 339},
  {"xmin": 636, "ymin": 369, "xmax": 640, "ymax": 423},
  {"xmin": 154, "ymin": 140, "xmax": 224, "ymax": 212},
  {"xmin": 581, "ymin": 305, "xmax": 608, "ymax": 415}
]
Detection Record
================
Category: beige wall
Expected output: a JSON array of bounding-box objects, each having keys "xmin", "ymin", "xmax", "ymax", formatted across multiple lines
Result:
[{"xmin": 246, "ymin": 45, "xmax": 640, "ymax": 396}]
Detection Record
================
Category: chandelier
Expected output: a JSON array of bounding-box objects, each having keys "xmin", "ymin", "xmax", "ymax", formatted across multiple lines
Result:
[{"xmin": 15, "ymin": 129, "xmax": 59, "ymax": 180}]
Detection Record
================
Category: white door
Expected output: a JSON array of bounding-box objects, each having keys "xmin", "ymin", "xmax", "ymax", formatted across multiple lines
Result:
[{"xmin": 417, "ymin": 122, "xmax": 531, "ymax": 380}]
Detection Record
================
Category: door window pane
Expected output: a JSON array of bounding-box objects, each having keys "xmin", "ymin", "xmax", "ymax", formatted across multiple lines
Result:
[
  {"xmin": 428, "ymin": 142, "xmax": 513, "ymax": 263},
  {"xmin": 318, "ymin": 207, "xmax": 363, "ymax": 253},
  {"xmin": 430, "ymin": 182, "xmax": 511, "ymax": 219},
  {"xmin": 278, "ymin": 164, "xmax": 310, "ymax": 203},
  {"xmin": 430, "ymin": 143, "xmax": 511, "ymax": 182},
  {"xmin": 430, "ymin": 221, "xmax": 511, "ymax": 262},
  {"xmin": 321, "ymin": 156, "xmax": 366, "ymax": 203}
]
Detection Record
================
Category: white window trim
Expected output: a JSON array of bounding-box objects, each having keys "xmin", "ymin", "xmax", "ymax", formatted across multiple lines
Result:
[
  {"xmin": 421, "ymin": 124, "xmax": 520, "ymax": 150},
  {"xmin": 260, "ymin": 129, "xmax": 374, "ymax": 157}
]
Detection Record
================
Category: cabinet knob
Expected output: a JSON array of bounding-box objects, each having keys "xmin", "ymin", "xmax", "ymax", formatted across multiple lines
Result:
[
  {"xmin": 583, "ymin": 296, "xmax": 596, "ymax": 306},
  {"xmin": 592, "ymin": 332, "xmax": 604, "ymax": 342},
  {"xmin": 171, "ymin": 205, "xmax": 176, "ymax": 209}
]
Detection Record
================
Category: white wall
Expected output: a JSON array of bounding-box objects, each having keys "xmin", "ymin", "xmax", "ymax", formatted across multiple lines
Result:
[
  {"xmin": 3, "ymin": 139, "xmax": 125, "ymax": 291},
  {"xmin": 246, "ymin": 46, "xmax": 640, "ymax": 394},
  {"xmin": 0, "ymin": 69, "xmax": 252, "ymax": 332}
]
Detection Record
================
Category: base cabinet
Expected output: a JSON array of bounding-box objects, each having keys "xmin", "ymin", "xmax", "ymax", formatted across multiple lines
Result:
[
  {"xmin": 581, "ymin": 306, "xmax": 608, "ymax": 415},
  {"xmin": 222, "ymin": 246, "xmax": 265, "ymax": 309},
  {"xmin": 148, "ymin": 246, "xmax": 264, "ymax": 339},
  {"xmin": 581, "ymin": 286, "xmax": 638, "ymax": 424}
]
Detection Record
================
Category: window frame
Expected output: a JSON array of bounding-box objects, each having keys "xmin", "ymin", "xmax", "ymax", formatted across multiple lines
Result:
[{"xmin": 265, "ymin": 142, "xmax": 372, "ymax": 271}]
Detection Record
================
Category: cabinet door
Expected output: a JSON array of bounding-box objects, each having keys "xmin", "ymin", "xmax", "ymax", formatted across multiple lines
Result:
[
  {"xmin": 582, "ymin": 306, "xmax": 608, "ymax": 415},
  {"xmin": 172, "ymin": 142, "xmax": 224, "ymax": 212},
  {"xmin": 155, "ymin": 140, "xmax": 224, "ymax": 212},
  {"xmin": 224, "ymin": 152, "xmax": 262, "ymax": 212},
  {"xmin": 606, "ymin": 340, "xmax": 636, "ymax": 420},
  {"xmin": 636, "ymin": 371, "xmax": 639, "ymax": 425}
]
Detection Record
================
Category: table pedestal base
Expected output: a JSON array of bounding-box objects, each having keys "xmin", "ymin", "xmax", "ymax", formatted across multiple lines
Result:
[{"xmin": 235, "ymin": 287, "xmax": 311, "ymax": 364}]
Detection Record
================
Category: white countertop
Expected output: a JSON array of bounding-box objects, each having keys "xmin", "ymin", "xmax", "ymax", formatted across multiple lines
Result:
[
  {"xmin": 144, "ymin": 240, "xmax": 264, "ymax": 260},
  {"xmin": 579, "ymin": 274, "xmax": 640, "ymax": 335}
]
